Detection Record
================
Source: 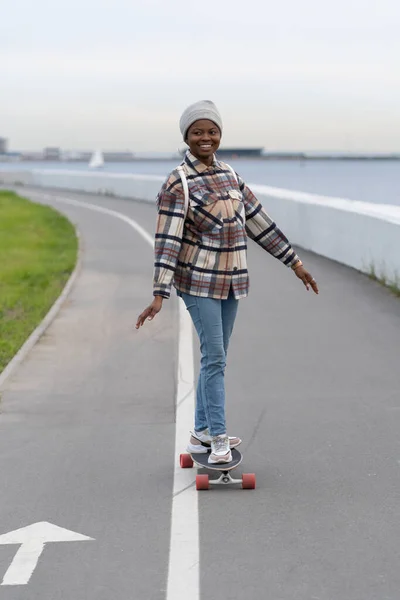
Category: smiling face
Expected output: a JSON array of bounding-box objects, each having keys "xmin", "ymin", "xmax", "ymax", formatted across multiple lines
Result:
[{"xmin": 186, "ymin": 119, "xmax": 221, "ymax": 166}]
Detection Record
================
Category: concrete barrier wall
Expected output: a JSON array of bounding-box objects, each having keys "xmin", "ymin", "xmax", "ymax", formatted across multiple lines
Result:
[
  {"xmin": 0, "ymin": 169, "xmax": 165, "ymax": 202},
  {"xmin": 1, "ymin": 168, "xmax": 399, "ymax": 284}
]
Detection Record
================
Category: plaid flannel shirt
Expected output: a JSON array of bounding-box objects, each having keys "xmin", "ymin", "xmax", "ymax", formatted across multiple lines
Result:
[{"xmin": 153, "ymin": 150, "xmax": 301, "ymax": 300}]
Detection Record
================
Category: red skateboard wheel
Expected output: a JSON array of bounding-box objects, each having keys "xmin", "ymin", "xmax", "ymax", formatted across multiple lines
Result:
[
  {"xmin": 180, "ymin": 453, "xmax": 194, "ymax": 468},
  {"xmin": 196, "ymin": 474, "xmax": 209, "ymax": 490},
  {"xmin": 242, "ymin": 473, "xmax": 256, "ymax": 489}
]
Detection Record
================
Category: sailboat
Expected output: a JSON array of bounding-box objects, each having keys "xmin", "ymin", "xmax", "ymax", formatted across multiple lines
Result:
[{"xmin": 88, "ymin": 150, "xmax": 104, "ymax": 169}]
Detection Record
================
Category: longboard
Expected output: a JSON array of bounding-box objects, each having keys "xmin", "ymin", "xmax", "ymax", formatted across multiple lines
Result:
[{"xmin": 180, "ymin": 448, "xmax": 256, "ymax": 490}]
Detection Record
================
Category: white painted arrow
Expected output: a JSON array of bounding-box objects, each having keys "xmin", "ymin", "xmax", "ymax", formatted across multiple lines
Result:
[{"xmin": 0, "ymin": 521, "xmax": 94, "ymax": 586}]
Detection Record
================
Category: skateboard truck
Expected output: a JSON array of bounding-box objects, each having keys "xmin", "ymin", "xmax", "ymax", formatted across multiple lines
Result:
[{"xmin": 209, "ymin": 470, "xmax": 242, "ymax": 485}]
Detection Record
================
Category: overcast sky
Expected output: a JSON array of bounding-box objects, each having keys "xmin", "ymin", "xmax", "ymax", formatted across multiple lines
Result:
[{"xmin": 1, "ymin": 0, "xmax": 399, "ymax": 152}]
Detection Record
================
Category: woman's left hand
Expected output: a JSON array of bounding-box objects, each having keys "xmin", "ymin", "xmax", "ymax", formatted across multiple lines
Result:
[{"xmin": 294, "ymin": 266, "xmax": 319, "ymax": 294}]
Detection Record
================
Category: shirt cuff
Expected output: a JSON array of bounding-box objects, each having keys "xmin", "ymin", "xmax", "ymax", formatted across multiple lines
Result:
[
  {"xmin": 289, "ymin": 255, "xmax": 302, "ymax": 269},
  {"xmin": 153, "ymin": 287, "xmax": 170, "ymax": 299}
]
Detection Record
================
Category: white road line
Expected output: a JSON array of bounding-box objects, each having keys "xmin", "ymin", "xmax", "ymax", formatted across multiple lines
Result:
[
  {"xmin": 166, "ymin": 299, "xmax": 198, "ymax": 600},
  {"xmin": 29, "ymin": 193, "xmax": 199, "ymax": 600}
]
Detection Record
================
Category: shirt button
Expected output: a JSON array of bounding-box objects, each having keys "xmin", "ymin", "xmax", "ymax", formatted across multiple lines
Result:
[{"xmin": 233, "ymin": 266, "xmax": 238, "ymax": 271}]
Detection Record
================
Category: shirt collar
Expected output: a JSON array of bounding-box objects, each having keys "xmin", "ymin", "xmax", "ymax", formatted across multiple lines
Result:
[{"xmin": 184, "ymin": 150, "xmax": 218, "ymax": 174}]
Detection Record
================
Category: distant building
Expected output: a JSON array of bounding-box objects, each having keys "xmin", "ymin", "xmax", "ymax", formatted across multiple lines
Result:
[
  {"xmin": 0, "ymin": 137, "xmax": 8, "ymax": 154},
  {"xmin": 179, "ymin": 147, "xmax": 264, "ymax": 159},
  {"xmin": 20, "ymin": 151, "xmax": 44, "ymax": 161},
  {"xmin": 43, "ymin": 147, "xmax": 61, "ymax": 160},
  {"xmin": 216, "ymin": 147, "xmax": 263, "ymax": 158},
  {"xmin": 262, "ymin": 152, "xmax": 306, "ymax": 160}
]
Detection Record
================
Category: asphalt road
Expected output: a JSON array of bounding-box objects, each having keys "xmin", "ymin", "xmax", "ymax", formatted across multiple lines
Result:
[{"xmin": 0, "ymin": 188, "xmax": 399, "ymax": 600}]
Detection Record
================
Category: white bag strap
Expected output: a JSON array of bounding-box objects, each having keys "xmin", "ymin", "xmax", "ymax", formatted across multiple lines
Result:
[
  {"xmin": 176, "ymin": 166, "xmax": 189, "ymax": 218},
  {"xmin": 226, "ymin": 163, "xmax": 239, "ymax": 184}
]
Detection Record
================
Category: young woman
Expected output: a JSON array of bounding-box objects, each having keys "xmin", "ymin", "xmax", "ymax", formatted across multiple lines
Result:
[{"xmin": 136, "ymin": 100, "xmax": 319, "ymax": 464}]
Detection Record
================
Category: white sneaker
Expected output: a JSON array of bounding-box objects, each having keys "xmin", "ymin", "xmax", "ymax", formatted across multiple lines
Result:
[
  {"xmin": 208, "ymin": 435, "xmax": 232, "ymax": 464},
  {"xmin": 186, "ymin": 429, "xmax": 242, "ymax": 454}
]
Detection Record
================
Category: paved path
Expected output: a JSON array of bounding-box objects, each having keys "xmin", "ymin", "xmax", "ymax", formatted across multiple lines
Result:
[{"xmin": 0, "ymin": 188, "xmax": 399, "ymax": 600}]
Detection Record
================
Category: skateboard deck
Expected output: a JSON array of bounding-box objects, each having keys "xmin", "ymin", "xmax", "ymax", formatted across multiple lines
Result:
[
  {"xmin": 180, "ymin": 448, "xmax": 256, "ymax": 490},
  {"xmin": 190, "ymin": 447, "xmax": 242, "ymax": 471}
]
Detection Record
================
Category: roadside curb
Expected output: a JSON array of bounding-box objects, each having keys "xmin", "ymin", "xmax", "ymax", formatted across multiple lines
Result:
[{"xmin": 0, "ymin": 196, "xmax": 82, "ymax": 392}]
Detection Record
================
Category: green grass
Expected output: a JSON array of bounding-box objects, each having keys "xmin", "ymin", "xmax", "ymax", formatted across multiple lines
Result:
[
  {"xmin": 368, "ymin": 263, "xmax": 400, "ymax": 298},
  {"xmin": 0, "ymin": 191, "xmax": 78, "ymax": 374}
]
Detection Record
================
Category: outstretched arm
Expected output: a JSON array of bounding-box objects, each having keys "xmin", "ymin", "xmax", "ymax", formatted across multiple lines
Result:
[
  {"xmin": 152, "ymin": 174, "xmax": 185, "ymax": 299},
  {"xmin": 238, "ymin": 174, "xmax": 318, "ymax": 294},
  {"xmin": 136, "ymin": 174, "xmax": 185, "ymax": 329}
]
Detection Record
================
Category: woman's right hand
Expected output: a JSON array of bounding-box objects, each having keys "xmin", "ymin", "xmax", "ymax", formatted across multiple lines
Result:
[{"xmin": 135, "ymin": 296, "xmax": 164, "ymax": 329}]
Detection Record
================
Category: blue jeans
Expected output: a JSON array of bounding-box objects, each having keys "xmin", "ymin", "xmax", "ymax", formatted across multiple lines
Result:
[{"xmin": 181, "ymin": 289, "xmax": 239, "ymax": 436}]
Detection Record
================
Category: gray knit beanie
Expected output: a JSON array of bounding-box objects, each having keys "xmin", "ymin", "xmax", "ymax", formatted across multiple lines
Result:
[{"xmin": 179, "ymin": 100, "xmax": 222, "ymax": 140}]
